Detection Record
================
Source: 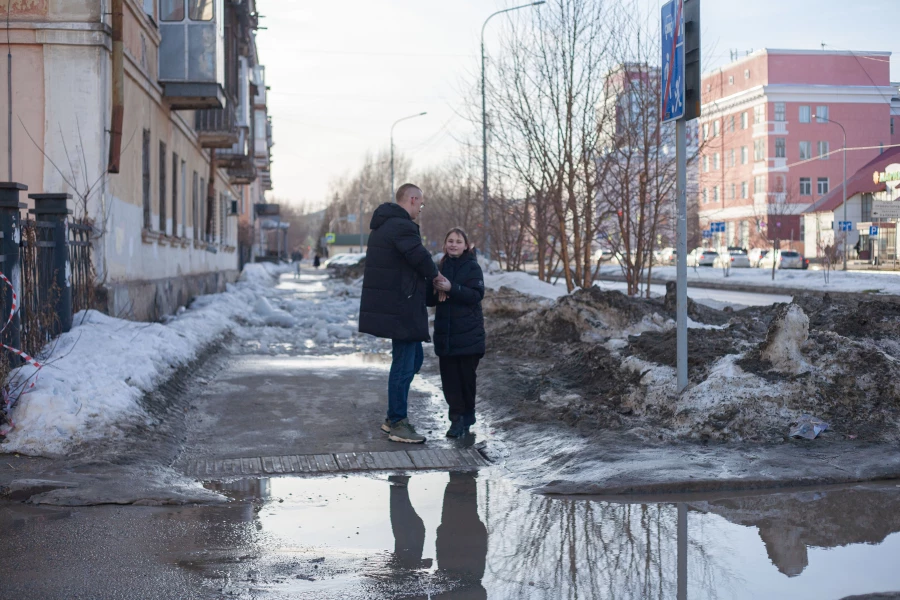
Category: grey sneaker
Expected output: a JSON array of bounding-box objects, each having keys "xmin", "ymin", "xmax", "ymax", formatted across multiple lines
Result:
[
  {"xmin": 388, "ymin": 418, "xmax": 426, "ymax": 444},
  {"xmin": 381, "ymin": 419, "xmax": 391, "ymax": 434}
]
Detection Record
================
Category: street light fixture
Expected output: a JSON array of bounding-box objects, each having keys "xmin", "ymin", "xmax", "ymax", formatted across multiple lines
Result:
[
  {"xmin": 812, "ymin": 113, "xmax": 847, "ymax": 270},
  {"xmin": 390, "ymin": 112, "xmax": 427, "ymax": 204},
  {"xmin": 481, "ymin": 1, "xmax": 545, "ymax": 261}
]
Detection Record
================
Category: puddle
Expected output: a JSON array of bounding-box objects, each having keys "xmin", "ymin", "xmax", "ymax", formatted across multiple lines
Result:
[{"xmin": 194, "ymin": 473, "xmax": 900, "ymax": 599}]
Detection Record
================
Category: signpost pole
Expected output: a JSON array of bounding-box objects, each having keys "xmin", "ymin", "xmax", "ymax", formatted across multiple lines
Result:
[{"xmin": 676, "ymin": 119, "xmax": 688, "ymax": 392}]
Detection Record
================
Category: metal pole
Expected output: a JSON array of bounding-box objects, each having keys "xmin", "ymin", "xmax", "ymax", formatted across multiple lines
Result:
[
  {"xmin": 842, "ymin": 129, "xmax": 847, "ymax": 270},
  {"xmin": 480, "ymin": 3, "xmax": 544, "ymax": 262},
  {"xmin": 677, "ymin": 503, "xmax": 688, "ymax": 600},
  {"xmin": 676, "ymin": 119, "xmax": 688, "ymax": 392}
]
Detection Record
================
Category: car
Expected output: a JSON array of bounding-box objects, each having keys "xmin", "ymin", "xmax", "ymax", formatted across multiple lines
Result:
[
  {"xmin": 748, "ymin": 248, "xmax": 769, "ymax": 267},
  {"xmin": 687, "ymin": 248, "xmax": 718, "ymax": 267},
  {"xmin": 714, "ymin": 251, "xmax": 751, "ymax": 268},
  {"xmin": 655, "ymin": 247, "xmax": 677, "ymax": 265},
  {"xmin": 777, "ymin": 250, "xmax": 804, "ymax": 269},
  {"xmin": 591, "ymin": 248, "xmax": 614, "ymax": 262}
]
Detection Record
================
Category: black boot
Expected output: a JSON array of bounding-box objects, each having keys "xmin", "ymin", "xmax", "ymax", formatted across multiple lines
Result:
[{"xmin": 446, "ymin": 417, "xmax": 465, "ymax": 438}]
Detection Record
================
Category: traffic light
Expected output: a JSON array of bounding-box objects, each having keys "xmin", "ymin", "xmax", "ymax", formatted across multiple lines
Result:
[{"xmin": 683, "ymin": 0, "xmax": 701, "ymax": 120}]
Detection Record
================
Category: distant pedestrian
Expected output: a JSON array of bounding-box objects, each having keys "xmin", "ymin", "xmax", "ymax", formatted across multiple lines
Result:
[
  {"xmin": 313, "ymin": 253, "xmax": 321, "ymax": 269},
  {"xmin": 359, "ymin": 183, "xmax": 447, "ymax": 444},
  {"xmin": 854, "ymin": 239, "xmax": 861, "ymax": 260},
  {"xmin": 428, "ymin": 227, "xmax": 485, "ymax": 438}
]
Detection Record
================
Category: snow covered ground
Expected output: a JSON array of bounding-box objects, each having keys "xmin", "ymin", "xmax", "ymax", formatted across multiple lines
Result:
[{"xmin": 0, "ymin": 264, "xmax": 382, "ymax": 457}]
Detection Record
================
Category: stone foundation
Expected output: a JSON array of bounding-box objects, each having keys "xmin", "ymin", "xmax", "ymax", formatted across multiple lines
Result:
[{"xmin": 104, "ymin": 270, "xmax": 240, "ymax": 322}]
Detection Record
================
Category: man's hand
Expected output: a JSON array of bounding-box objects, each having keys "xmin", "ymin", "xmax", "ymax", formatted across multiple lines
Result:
[
  {"xmin": 433, "ymin": 274, "xmax": 451, "ymax": 292},
  {"xmin": 437, "ymin": 290, "xmax": 448, "ymax": 303}
]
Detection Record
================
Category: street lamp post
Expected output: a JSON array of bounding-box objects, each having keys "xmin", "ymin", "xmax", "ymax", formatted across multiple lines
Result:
[
  {"xmin": 813, "ymin": 113, "xmax": 847, "ymax": 270},
  {"xmin": 390, "ymin": 112, "xmax": 427, "ymax": 203},
  {"xmin": 481, "ymin": 1, "xmax": 545, "ymax": 261}
]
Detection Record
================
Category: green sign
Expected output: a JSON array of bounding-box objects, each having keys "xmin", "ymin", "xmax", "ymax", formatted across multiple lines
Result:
[{"xmin": 325, "ymin": 232, "xmax": 336, "ymax": 244}]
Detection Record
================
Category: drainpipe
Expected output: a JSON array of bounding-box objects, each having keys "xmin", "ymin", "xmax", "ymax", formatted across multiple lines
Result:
[
  {"xmin": 107, "ymin": 0, "xmax": 124, "ymax": 173},
  {"xmin": 206, "ymin": 148, "xmax": 216, "ymax": 243}
]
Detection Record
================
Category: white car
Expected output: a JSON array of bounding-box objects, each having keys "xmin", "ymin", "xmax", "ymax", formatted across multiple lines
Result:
[
  {"xmin": 715, "ymin": 251, "xmax": 751, "ymax": 268},
  {"xmin": 687, "ymin": 248, "xmax": 718, "ymax": 267},
  {"xmin": 748, "ymin": 248, "xmax": 769, "ymax": 267},
  {"xmin": 655, "ymin": 247, "xmax": 677, "ymax": 265},
  {"xmin": 759, "ymin": 250, "xmax": 804, "ymax": 270}
]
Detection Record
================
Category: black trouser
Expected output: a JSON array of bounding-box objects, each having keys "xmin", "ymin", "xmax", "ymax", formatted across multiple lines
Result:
[{"xmin": 439, "ymin": 355, "xmax": 480, "ymax": 425}]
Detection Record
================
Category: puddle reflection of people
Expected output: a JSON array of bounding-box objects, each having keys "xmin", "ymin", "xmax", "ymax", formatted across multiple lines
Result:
[
  {"xmin": 434, "ymin": 472, "xmax": 487, "ymax": 599},
  {"xmin": 389, "ymin": 475, "xmax": 429, "ymax": 570}
]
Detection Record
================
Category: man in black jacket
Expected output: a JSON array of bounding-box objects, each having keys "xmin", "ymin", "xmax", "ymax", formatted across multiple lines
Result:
[{"xmin": 359, "ymin": 183, "xmax": 446, "ymax": 443}]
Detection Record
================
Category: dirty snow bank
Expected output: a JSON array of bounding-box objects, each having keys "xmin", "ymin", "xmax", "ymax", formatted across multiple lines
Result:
[{"xmin": 0, "ymin": 263, "xmax": 292, "ymax": 457}]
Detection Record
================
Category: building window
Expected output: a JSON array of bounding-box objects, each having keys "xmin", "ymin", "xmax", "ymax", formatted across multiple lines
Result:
[
  {"xmin": 728, "ymin": 75, "xmax": 734, "ymax": 85},
  {"xmin": 744, "ymin": 69, "xmax": 750, "ymax": 79},
  {"xmin": 189, "ymin": 0, "xmax": 215, "ymax": 21},
  {"xmin": 713, "ymin": 120, "xmax": 720, "ymax": 137},
  {"xmin": 729, "ymin": 116, "xmax": 735, "ymax": 132},
  {"xmin": 159, "ymin": 0, "xmax": 184, "ymax": 21},
  {"xmin": 703, "ymin": 156, "xmax": 709, "ymax": 172},
  {"xmin": 713, "ymin": 153, "xmax": 720, "ymax": 170},
  {"xmin": 713, "ymin": 186, "xmax": 719, "ymax": 202},
  {"xmin": 754, "ymin": 104, "xmax": 765, "ymax": 124},
  {"xmin": 741, "ymin": 112, "xmax": 748, "ymax": 129},
  {"xmin": 741, "ymin": 181, "xmax": 748, "ymax": 198},
  {"xmin": 754, "ymin": 139, "xmax": 765, "ymax": 161},
  {"xmin": 702, "ymin": 123, "xmax": 708, "ymax": 140},
  {"xmin": 754, "ymin": 175, "xmax": 766, "ymax": 194},
  {"xmin": 799, "ymin": 141, "xmax": 811, "ymax": 160},
  {"xmin": 192, "ymin": 171, "xmax": 199, "ymax": 240},
  {"xmin": 774, "ymin": 102, "xmax": 786, "ymax": 122},
  {"xmin": 741, "ymin": 220, "xmax": 750, "ymax": 247},
  {"xmin": 180, "ymin": 160, "xmax": 187, "ymax": 237},
  {"xmin": 818, "ymin": 140, "xmax": 830, "ymax": 159},
  {"xmin": 799, "ymin": 177, "xmax": 811, "ymax": 196},
  {"xmin": 862, "ymin": 193, "xmax": 873, "ymax": 221},
  {"xmin": 142, "ymin": 130, "xmax": 151, "ymax": 230},
  {"xmin": 892, "ymin": 117, "xmax": 895, "ymax": 135},
  {"xmin": 172, "ymin": 153, "xmax": 179, "ymax": 238},
  {"xmin": 729, "ymin": 149, "xmax": 735, "ymax": 167},
  {"xmin": 730, "ymin": 183, "xmax": 736, "ymax": 200},
  {"xmin": 741, "ymin": 146, "xmax": 748, "ymax": 164},
  {"xmin": 158, "ymin": 142, "xmax": 167, "ymax": 232},
  {"xmin": 817, "ymin": 177, "xmax": 829, "ymax": 195},
  {"xmin": 702, "ymin": 188, "xmax": 708, "ymax": 204},
  {"xmin": 816, "ymin": 106, "xmax": 828, "ymax": 123},
  {"xmin": 775, "ymin": 138, "xmax": 785, "ymax": 158},
  {"xmin": 799, "ymin": 105, "xmax": 810, "ymax": 123},
  {"xmin": 199, "ymin": 177, "xmax": 206, "ymax": 241}
]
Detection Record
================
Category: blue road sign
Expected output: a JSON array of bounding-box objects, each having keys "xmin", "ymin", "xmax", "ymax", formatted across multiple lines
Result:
[
  {"xmin": 838, "ymin": 221, "xmax": 853, "ymax": 232},
  {"xmin": 660, "ymin": 0, "xmax": 684, "ymax": 123},
  {"xmin": 870, "ymin": 225, "xmax": 879, "ymax": 236},
  {"xmin": 710, "ymin": 221, "xmax": 726, "ymax": 233},
  {"xmin": 702, "ymin": 230, "xmax": 712, "ymax": 239}
]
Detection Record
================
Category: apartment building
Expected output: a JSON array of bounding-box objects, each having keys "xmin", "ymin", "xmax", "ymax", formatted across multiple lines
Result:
[
  {"xmin": 697, "ymin": 49, "xmax": 896, "ymax": 254},
  {"xmin": 0, "ymin": 0, "xmax": 274, "ymax": 319}
]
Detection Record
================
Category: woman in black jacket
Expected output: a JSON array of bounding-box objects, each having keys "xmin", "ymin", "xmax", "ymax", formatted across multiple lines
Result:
[{"xmin": 428, "ymin": 228, "xmax": 486, "ymax": 438}]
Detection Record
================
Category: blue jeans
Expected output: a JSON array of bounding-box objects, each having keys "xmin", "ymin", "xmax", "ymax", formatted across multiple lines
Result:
[{"xmin": 388, "ymin": 340, "xmax": 424, "ymax": 423}]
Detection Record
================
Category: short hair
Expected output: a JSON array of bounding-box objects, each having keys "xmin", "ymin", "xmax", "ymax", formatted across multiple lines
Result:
[{"xmin": 395, "ymin": 183, "xmax": 421, "ymax": 203}]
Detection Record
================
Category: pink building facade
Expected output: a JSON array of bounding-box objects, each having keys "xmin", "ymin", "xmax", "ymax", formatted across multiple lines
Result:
[{"xmin": 697, "ymin": 49, "xmax": 897, "ymax": 255}]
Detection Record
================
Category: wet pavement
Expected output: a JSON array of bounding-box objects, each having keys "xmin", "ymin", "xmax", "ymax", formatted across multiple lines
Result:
[{"xmin": 2, "ymin": 471, "xmax": 900, "ymax": 598}]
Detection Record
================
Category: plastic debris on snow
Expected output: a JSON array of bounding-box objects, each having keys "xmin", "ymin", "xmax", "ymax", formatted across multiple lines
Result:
[{"xmin": 790, "ymin": 414, "xmax": 829, "ymax": 440}]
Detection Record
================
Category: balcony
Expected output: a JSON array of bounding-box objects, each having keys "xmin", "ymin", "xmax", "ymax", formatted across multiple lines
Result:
[
  {"xmin": 159, "ymin": 0, "xmax": 227, "ymax": 109},
  {"xmin": 752, "ymin": 121, "xmax": 789, "ymax": 138},
  {"xmin": 195, "ymin": 101, "xmax": 239, "ymax": 148}
]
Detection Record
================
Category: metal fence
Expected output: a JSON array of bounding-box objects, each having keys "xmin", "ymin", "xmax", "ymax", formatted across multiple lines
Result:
[{"xmin": 69, "ymin": 220, "xmax": 94, "ymax": 315}]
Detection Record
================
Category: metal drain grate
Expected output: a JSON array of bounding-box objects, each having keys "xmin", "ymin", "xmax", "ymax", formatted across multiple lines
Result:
[{"xmin": 183, "ymin": 448, "xmax": 489, "ymax": 479}]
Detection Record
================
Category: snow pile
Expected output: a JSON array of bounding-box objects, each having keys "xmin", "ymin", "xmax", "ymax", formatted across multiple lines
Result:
[
  {"xmin": 253, "ymin": 297, "xmax": 298, "ymax": 328},
  {"xmin": 484, "ymin": 271, "xmax": 566, "ymax": 300},
  {"xmin": 759, "ymin": 304, "xmax": 810, "ymax": 374}
]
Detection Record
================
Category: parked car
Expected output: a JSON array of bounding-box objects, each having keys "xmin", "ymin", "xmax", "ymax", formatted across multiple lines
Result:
[
  {"xmin": 591, "ymin": 248, "xmax": 614, "ymax": 262},
  {"xmin": 687, "ymin": 248, "xmax": 718, "ymax": 267},
  {"xmin": 655, "ymin": 247, "xmax": 677, "ymax": 265},
  {"xmin": 714, "ymin": 251, "xmax": 751, "ymax": 268},
  {"xmin": 759, "ymin": 250, "xmax": 804, "ymax": 270},
  {"xmin": 748, "ymin": 248, "xmax": 769, "ymax": 267}
]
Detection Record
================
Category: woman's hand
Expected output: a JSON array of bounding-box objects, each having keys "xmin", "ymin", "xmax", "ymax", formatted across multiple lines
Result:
[{"xmin": 437, "ymin": 290, "xmax": 448, "ymax": 303}]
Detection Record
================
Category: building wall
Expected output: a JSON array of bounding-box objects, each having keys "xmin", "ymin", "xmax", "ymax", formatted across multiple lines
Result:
[{"xmin": 698, "ymin": 49, "xmax": 895, "ymax": 254}]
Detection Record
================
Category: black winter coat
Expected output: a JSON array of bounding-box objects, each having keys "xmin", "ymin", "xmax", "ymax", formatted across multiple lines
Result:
[
  {"xmin": 427, "ymin": 252, "xmax": 485, "ymax": 357},
  {"xmin": 359, "ymin": 203, "xmax": 439, "ymax": 342}
]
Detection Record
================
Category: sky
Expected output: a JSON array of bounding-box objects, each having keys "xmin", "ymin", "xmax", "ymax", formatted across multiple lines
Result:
[{"xmin": 254, "ymin": 0, "xmax": 900, "ymax": 209}]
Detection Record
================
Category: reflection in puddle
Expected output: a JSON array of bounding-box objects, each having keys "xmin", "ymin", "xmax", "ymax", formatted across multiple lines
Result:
[{"xmin": 202, "ymin": 474, "xmax": 900, "ymax": 599}]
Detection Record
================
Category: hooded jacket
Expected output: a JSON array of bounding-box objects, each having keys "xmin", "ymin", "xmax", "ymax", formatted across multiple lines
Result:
[
  {"xmin": 359, "ymin": 203, "xmax": 439, "ymax": 342},
  {"xmin": 426, "ymin": 251, "xmax": 485, "ymax": 357}
]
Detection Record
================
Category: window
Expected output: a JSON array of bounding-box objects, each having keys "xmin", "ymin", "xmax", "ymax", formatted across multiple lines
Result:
[
  {"xmin": 728, "ymin": 75, "xmax": 734, "ymax": 85},
  {"xmin": 817, "ymin": 177, "xmax": 829, "ymax": 195},
  {"xmin": 729, "ymin": 149, "xmax": 735, "ymax": 167},
  {"xmin": 754, "ymin": 175, "xmax": 766, "ymax": 194},
  {"xmin": 199, "ymin": 177, "xmax": 206, "ymax": 241},
  {"xmin": 159, "ymin": 0, "xmax": 184, "ymax": 21},
  {"xmin": 774, "ymin": 102, "xmax": 786, "ymax": 122},
  {"xmin": 816, "ymin": 106, "xmax": 828, "ymax": 123},
  {"xmin": 775, "ymin": 138, "xmax": 785, "ymax": 158},
  {"xmin": 192, "ymin": 171, "xmax": 199, "ymax": 240},
  {"xmin": 188, "ymin": 0, "xmax": 214, "ymax": 21},
  {"xmin": 729, "ymin": 116, "xmax": 735, "ymax": 132},
  {"xmin": 741, "ymin": 112, "xmax": 748, "ymax": 129},
  {"xmin": 713, "ymin": 153, "xmax": 720, "ymax": 170},
  {"xmin": 713, "ymin": 186, "xmax": 719, "ymax": 202},
  {"xmin": 892, "ymin": 117, "xmax": 895, "ymax": 135},
  {"xmin": 730, "ymin": 183, "xmax": 736, "ymax": 200},
  {"xmin": 744, "ymin": 69, "xmax": 750, "ymax": 79},
  {"xmin": 180, "ymin": 160, "xmax": 186, "ymax": 237},
  {"xmin": 741, "ymin": 181, "xmax": 748, "ymax": 198},
  {"xmin": 754, "ymin": 104, "xmax": 765, "ymax": 124},
  {"xmin": 862, "ymin": 193, "xmax": 873, "ymax": 221},
  {"xmin": 158, "ymin": 142, "xmax": 167, "ymax": 232},
  {"xmin": 702, "ymin": 188, "xmax": 707, "ymax": 204},
  {"xmin": 702, "ymin": 123, "xmax": 708, "ymax": 140},
  {"xmin": 172, "ymin": 153, "xmax": 178, "ymax": 238},
  {"xmin": 754, "ymin": 139, "xmax": 765, "ymax": 161},
  {"xmin": 818, "ymin": 140, "xmax": 830, "ymax": 159},
  {"xmin": 741, "ymin": 146, "xmax": 748, "ymax": 164},
  {"xmin": 799, "ymin": 177, "xmax": 811, "ymax": 196},
  {"xmin": 142, "ymin": 130, "xmax": 151, "ymax": 230},
  {"xmin": 703, "ymin": 155, "xmax": 709, "ymax": 172},
  {"xmin": 713, "ymin": 120, "xmax": 720, "ymax": 137},
  {"xmin": 799, "ymin": 141, "xmax": 811, "ymax": 160}
]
